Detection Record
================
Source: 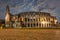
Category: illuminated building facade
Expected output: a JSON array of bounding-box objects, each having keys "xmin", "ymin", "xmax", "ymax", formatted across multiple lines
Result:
[
  {"xmin": 5, "ymin": 5, "xmax": 58, "ymax": 28},
  {"xmin": 5, "ymin": 5, "xmax": 10, "ymax": 27}
]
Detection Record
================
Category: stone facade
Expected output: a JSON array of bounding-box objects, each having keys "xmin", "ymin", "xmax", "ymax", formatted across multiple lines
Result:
[{"xmin": 5, "ymin": 5, "xmax": 58, "ymax": 28}]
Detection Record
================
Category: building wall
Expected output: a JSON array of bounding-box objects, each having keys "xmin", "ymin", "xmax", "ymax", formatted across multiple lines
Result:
[{"xmin": 11, "ymin": 12, "xmax": 57, "ymax": 28}]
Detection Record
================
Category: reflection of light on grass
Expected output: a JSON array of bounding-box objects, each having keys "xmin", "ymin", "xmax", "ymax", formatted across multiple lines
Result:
[
  {"xmin": 41, "ymin": 21, "xmax": 49, "ymax": 24},
  {"xmin": 56, "ymin": 30, "xmax": 60, "ymax": 37},
  {"xmin": 56, "ymin": 31, "xmax": 59, "ymax": 34}
]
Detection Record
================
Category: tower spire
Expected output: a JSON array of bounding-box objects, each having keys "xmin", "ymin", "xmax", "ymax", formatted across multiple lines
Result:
[
  {"xmin": 5, "ymin": 5, "xmax": 10, "ymax": 24},
  {"xmin": 6, "ymin": 5, "xmax": 10, "ymax": 14}
]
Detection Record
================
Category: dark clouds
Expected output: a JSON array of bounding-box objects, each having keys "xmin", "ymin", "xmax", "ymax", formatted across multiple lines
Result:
[{"xmin": 0, "ymin": 0, "xmax": 60, "ymax": 22}]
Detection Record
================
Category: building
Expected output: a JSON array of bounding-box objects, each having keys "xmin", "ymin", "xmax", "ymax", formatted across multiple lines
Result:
[
  {"xmin": 5, "ymin": 5, "xmax": 58, "ymax": 28},
  {"xmin": 0, "ymin": 19, "xmax": 5, "ymax": 29}
]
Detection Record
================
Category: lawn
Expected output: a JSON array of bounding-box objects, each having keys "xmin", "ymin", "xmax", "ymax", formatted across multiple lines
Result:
[{"xmin": 0, "ymin": 29, "xmax": 60, "ymax": 40}]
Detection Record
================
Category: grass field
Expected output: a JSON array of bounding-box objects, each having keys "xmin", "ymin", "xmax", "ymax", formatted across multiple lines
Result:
[{"xmin": 0, "ymin": 29, "xmax": 60, "ymax": 40}]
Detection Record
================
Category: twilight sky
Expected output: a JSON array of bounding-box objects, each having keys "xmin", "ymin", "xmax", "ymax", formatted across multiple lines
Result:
[{"xmin": 0, "ymin": 0, "xmax": 60, "ymax": 22}]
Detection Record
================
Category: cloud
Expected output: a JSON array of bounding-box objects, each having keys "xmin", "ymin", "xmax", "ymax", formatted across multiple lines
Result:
[{"xmin": 0, "ymin": 0, "xmax": 60, "ymax": 22}]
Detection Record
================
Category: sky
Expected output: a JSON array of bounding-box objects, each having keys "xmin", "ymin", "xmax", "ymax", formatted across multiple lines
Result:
[{"xmin": 0, "ymin": 0, "xmax": 60, "ymax": 22}]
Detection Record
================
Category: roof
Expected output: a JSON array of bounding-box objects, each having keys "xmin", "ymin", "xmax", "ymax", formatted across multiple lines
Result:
[{"xmin": 14, "ymin": 12, "xmax": 51, "ymax": 16}]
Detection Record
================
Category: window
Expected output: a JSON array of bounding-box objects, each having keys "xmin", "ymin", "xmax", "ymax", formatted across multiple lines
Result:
[
  {"xmin": 28, "ymin": 18, "xmax": 30, "ymax": 22},
  {"xmin": 34, "ymin": 24, "xmax": 35, "ymax": 27},
  {"xmin": 31, "ymin": 24, "xmax": 32, "ymax": 27},
  {"xmin": 25, "ymin": 18, "xmax": 27, "ymax": 21},
  {"xmin": 37, "ymin": 23, "xmax": 38, "ymax": 27},
  {"xmin": 28, "ymin": 24, "xmax": 30, "ymax": 27}
]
